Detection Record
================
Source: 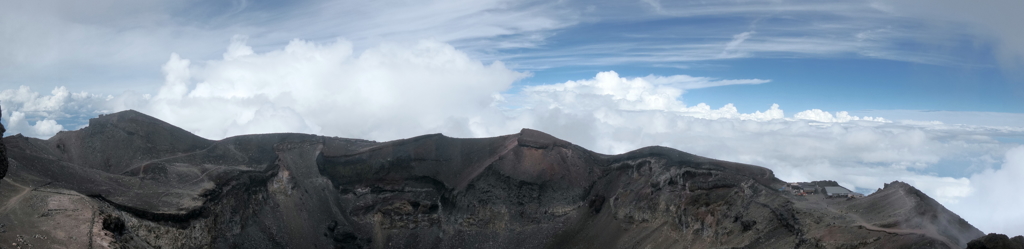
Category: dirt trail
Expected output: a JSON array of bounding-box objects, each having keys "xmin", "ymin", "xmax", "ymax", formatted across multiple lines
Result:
[
  {"xmin": 819, "ymin": 189, "xmax": 959, "ymax": 249},
  {"xmin": 853, "ymin": 219, "xmax": 957, "ymax": 248},
  {"xmin": 0, "ymin": 178, "xmax": 32, "ymax": 215}
]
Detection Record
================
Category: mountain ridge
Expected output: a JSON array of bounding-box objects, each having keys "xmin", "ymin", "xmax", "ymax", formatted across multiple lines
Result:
[{"xmin": 0, "ymin": 109, "xmax": 1004, "ymax": 248}]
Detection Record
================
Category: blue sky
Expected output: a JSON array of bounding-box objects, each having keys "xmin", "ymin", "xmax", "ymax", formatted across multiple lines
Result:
[
  {"xmin": 2, "ymin": 0, "xmax": 1024, "ymax": 236},
  {"xmin": 497, "ymin": 3, "xmax": 1023, "ymax": 114},
  {"xmin": 6, "ymin": 0, "xmax": 1021, "ymax": 114}
]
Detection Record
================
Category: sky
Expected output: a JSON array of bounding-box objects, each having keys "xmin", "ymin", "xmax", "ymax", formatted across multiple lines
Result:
[{"xmin": 2, "ymin": 0, "xmax": 1024, "ymax": 236}]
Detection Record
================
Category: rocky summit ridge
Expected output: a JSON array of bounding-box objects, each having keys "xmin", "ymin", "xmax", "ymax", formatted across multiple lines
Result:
[{"xmin": 0, "ymin": 109, "xmax": 1014, "ymax": 248}]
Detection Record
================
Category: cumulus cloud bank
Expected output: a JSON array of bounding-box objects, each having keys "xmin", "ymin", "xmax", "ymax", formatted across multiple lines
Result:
[
  {"xmin": 948, "ymin": 146, "xmax": 1024, "ymax": 235},
  {"xmin": 144, "ymin": 37, "xmax": 526, "ymax": 139},
  {"xmin": 0, "ymin": 86, "xmax": 117, "ymax": 137},
  {"xmin": 1, "ymin": 39, "xmax": 1022, "ymax": 235}
]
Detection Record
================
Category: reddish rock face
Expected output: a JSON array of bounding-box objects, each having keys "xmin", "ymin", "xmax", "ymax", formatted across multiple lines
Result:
[{"xmin": 0, "ymin": 110, "xmax": 995, "ymax": 248}]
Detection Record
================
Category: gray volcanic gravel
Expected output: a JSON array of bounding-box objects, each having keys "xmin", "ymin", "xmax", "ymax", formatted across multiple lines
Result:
[{"xmin": 0, "ymin": 110, "xmax": 999, "ymax": 248}]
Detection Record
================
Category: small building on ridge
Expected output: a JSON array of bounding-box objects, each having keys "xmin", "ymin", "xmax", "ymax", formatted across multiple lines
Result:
[{"xmin": 823, "ymin": 186, "xmax": 854, "ymax": 197}]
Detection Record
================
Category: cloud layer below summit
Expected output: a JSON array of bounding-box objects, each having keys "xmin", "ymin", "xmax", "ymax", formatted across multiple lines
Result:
[{"xmin": 2, "ymin": 39, "xmax": 1023, "ymax": 235}]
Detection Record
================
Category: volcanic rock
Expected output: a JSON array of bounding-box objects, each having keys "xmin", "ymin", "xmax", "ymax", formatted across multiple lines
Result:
[
  {"xmin": 967, "ymin": 233, "xmax": 1024, "ymax": 249},
  {"xmin": 0, "ymin": 110, "xmax": 998, "ymax": 248}
]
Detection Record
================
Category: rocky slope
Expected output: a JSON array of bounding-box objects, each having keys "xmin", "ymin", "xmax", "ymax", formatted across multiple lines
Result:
[
  {"xmin": 967, "ymin": 233, "xmax": 1024, "ymax": 249},
  {"xmin": 0, "ymin": 110, "xmax": 997, "ymax": 248}
]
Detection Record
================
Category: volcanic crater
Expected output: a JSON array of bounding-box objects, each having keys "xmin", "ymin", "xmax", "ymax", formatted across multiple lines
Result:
[{"xmin": 0, "ymin": 110, "xmax": 1013, "ymax": 248}]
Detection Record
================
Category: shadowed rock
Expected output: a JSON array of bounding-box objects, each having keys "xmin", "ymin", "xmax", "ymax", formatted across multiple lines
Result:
[
  {"xmin": 0, "ymin": 110, "xmax": 1001, "ymax": 248},
  {"xmin": 968, "ymin": 233, "xmax": 1024, "ymax": 249}
]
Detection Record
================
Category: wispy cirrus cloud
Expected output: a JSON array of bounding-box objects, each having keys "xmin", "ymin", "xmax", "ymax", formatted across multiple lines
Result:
[
  {"xmin": 3, "ymin": 0, "xmax": 1020, "ymax": 95},
  {"xmin": 868, "ymin": 0, "xmax": 1024, "ymax": 68},
  {"xmin": 0, "ymin": 0, "xmax": 578, "ymax": 94},
  {"xmin": 485, "ymin": 0, "xmax": 1011, "ymax": 70}
]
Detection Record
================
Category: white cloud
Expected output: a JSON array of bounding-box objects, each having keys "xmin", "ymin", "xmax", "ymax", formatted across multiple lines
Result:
[
  {"xmin": 853, "ymin": 109, "xmax": 1024, "ymax": 128},
  {"xmin": 8, "ymin": 0, "xmax": 1020, "ymax": 98},
  {"xmin": 947, "ymin": 146, "xmax": 1024, "ymax": 235},
  {"xmin": 5, "ymin": 111, "xmax": 63, "ymax": 138},
  {"xmin": 520, "ymin": 71, "xmax": 769, "ymax": 113},
  {"xmin": 641, "ymin": 73, "xmax": 770, "ymax": 90},
  {"xmin": 285, "ymin": 0, "xmax": 577, "ymax": 50},
  {"xmin": 721, "ymin": 31, "xmax": 754, "ymax": 57},
  {"xmin": 0, "ymin": 0, "xmax": 577, "ymax": 94},
  {"xmin": 0, "ymin": 85, "xmax": 115, "ymax": 137},
  {"xmin": 492, "ymin": 0, "xmax": 1021, "ymax": 70},
  {"xmin": 868, "ymin": 0, "xmax": 1024, "ymax": 68},
  {"xmin": 141, "ymin": 38, "xmax": 526, "ymax": 139},
  {"xmin": 795, "ymin": 109, "xmax": 888, "ymax": 123},
  {"xmin": 2, "ymin": 86, "xmax": 70, "ymax": 113}
]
